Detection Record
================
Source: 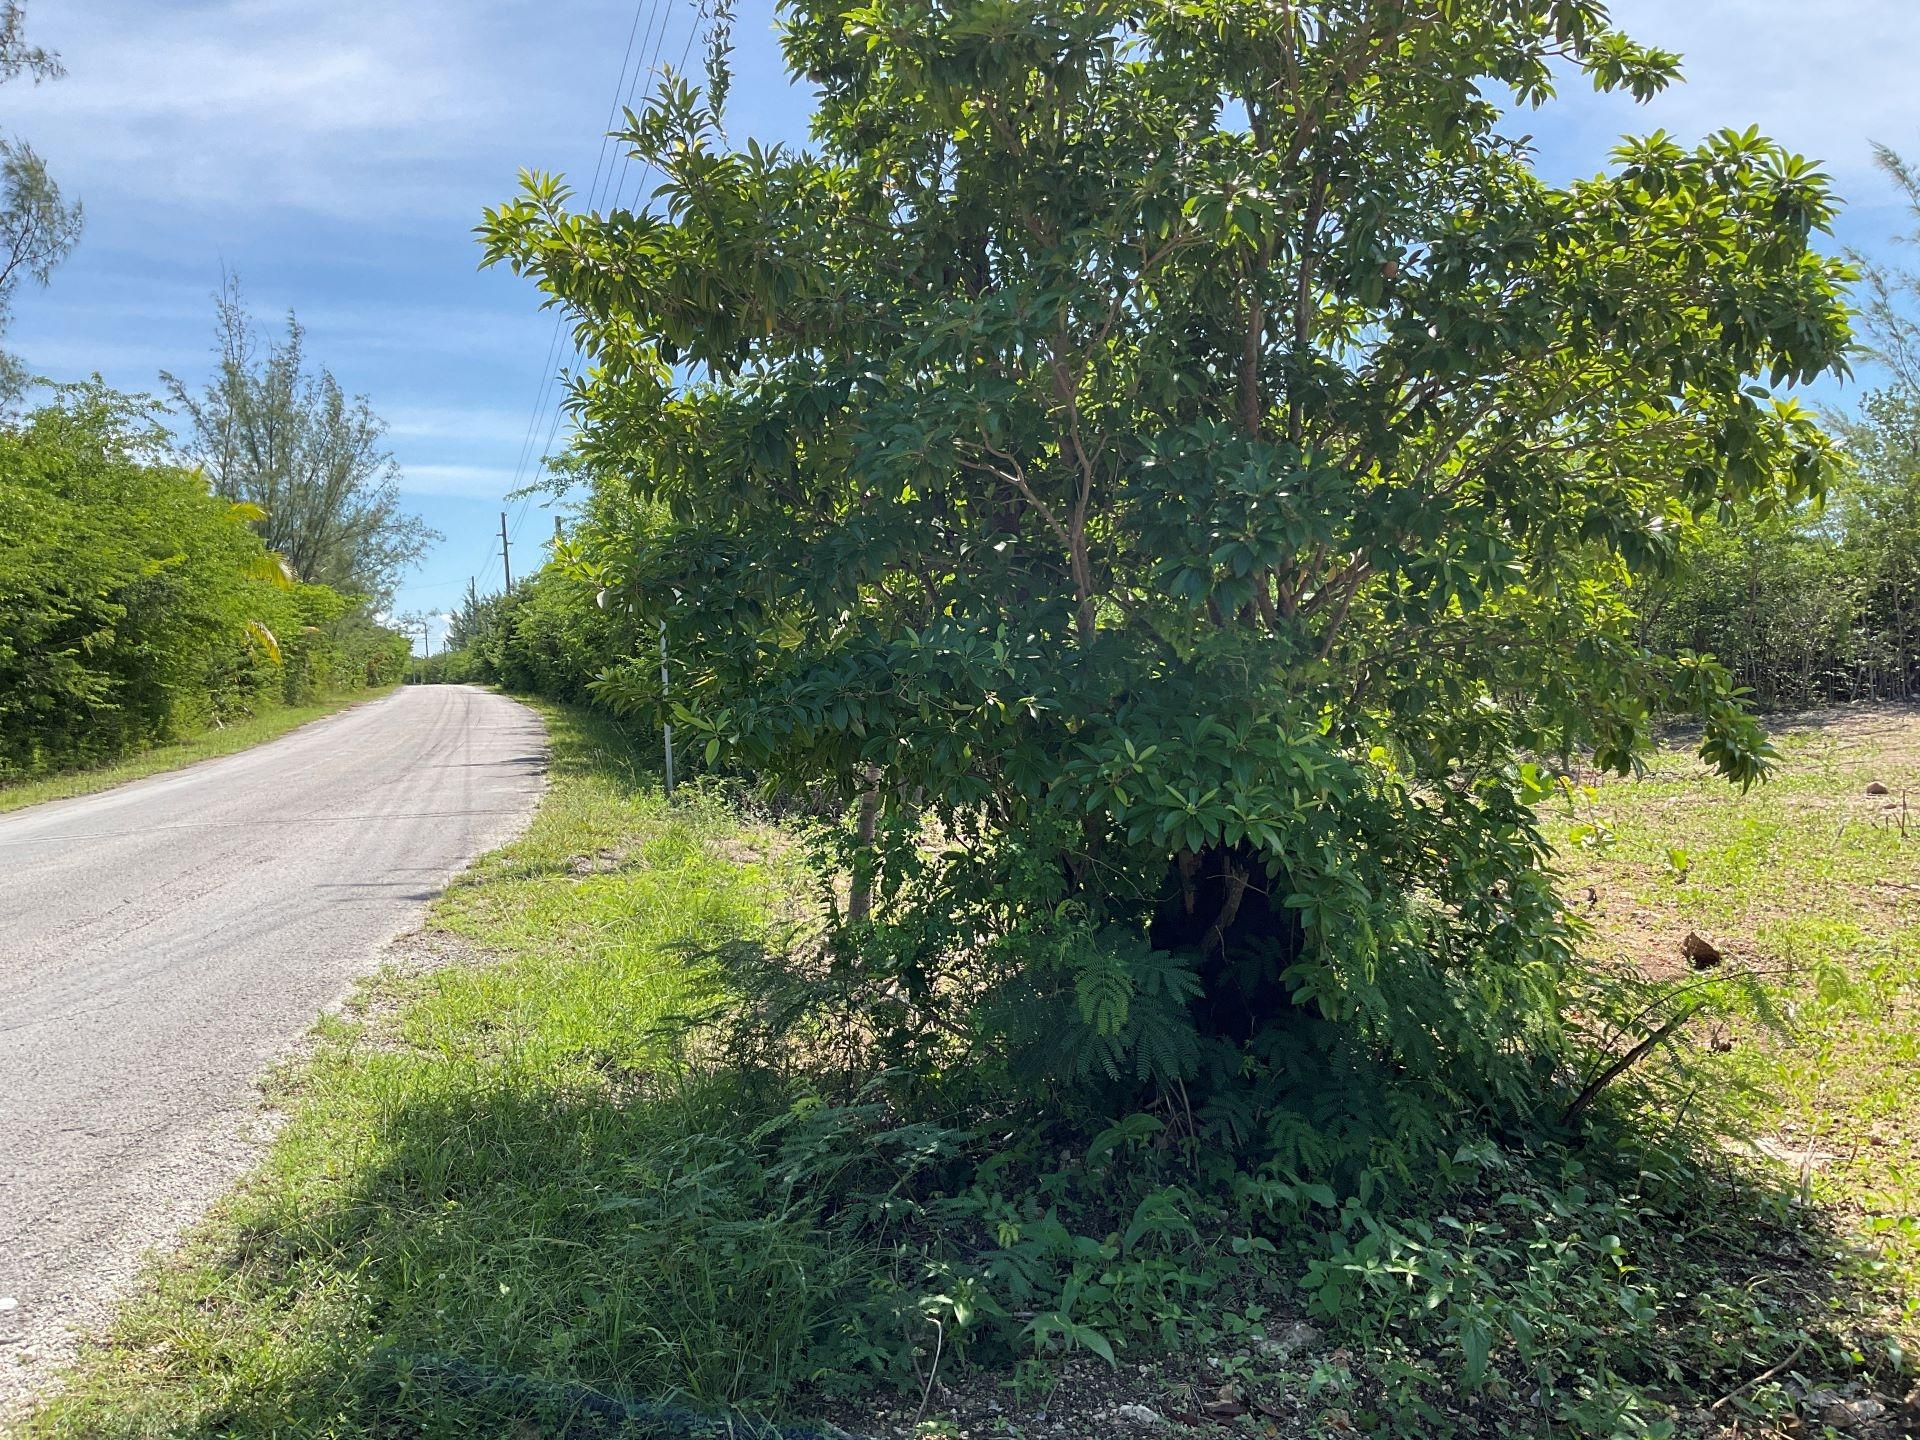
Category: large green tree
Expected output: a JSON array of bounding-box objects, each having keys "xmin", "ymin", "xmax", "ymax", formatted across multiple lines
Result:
[{"xmin": 483, "ymin": 0, "xmax": 1850, "ymax": 1111}]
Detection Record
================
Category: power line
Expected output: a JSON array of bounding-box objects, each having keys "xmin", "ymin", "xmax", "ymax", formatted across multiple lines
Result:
[
  {"xmin": 606, "ymin": 0, "xmax": 689, "ymax": 215},
  {"xmin": 501, "ymin": 0, "xmax": 657, "ymax": 503},
  {"xmin": 466, "ymin": 0, "xmax": 665, "ymax": 598},
  {"xmin": 505, "ymin": 1, "xmax": 702, "ymax": 557},
  {"xmin": 500, "ymin": 0, "xmax": 680, "ymax": 563}
]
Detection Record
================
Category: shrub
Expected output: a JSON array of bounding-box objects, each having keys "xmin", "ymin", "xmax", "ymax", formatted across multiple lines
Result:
[
  {"xmin": 0, "ymin": 385, "xmax": 406, "ymax": 779},
  {"xmin": 481, "ymin": 0, "xmax": 1850, "ymax": 1123}
]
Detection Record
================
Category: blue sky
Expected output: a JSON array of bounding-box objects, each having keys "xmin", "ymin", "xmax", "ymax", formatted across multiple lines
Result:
[{"xmin": 7, "ymin": 0, "xmax": 1919, "ymax": 649}]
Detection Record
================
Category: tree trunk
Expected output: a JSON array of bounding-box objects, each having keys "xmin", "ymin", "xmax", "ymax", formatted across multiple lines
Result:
[
  {"xmin": 847, "ymin": 765, "xmax": 882, "ymax": 924},
  {"xmin": 1147, "ymin": 841, "xmax": 1303, "ymax": 1044}
]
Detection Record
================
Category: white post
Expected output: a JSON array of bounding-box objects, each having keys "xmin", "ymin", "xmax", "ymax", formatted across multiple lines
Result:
[{"xmin": 659, "ymin": 620, "xmax": 675, "ymax": 797}]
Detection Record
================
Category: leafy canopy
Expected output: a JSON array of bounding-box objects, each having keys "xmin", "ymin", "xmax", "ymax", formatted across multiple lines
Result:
[{"xmin": 482, "ymin": 0, "xmax": 1851, "ymax": 1111}]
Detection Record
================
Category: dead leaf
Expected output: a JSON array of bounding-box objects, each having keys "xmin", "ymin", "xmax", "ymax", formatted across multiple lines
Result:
[
  {"xmin": 1682, "ymin": 931, "xmax": 1722, "ymax": 969},
  {"xmin": 1204, "ymin": 1384, "xmax": 1249, "ymax": 1419}
]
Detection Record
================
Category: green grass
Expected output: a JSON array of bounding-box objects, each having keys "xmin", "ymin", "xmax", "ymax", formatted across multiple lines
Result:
[
  {"xmin": 1549, "ymin": 705, "xmax": 1920, "ymax": 1330},
  {"xmin": 0, "ymin": 687, "xmax": 398, "ymax": 816},
  {"xmin": 21, "ymin": 703, "xmax": 827, "ymax": 1438},
  {"xmin": 24, "ymin": 702, "xmax": 1920, "ymax": 1438}
]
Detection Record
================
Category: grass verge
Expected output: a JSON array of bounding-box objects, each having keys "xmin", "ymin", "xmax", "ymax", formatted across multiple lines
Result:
[
  {"xmin": 17, "ymin": 702, "xmax": 807, "ymax": 1438},
  {"xmin": 19, "ymin": 703, "xmax": 1920, "ymax": 1440},
  {"xmin": 1549, "ymin": 703, "xmax": 1920, "ymax": 1343},
  {"xmin": 0, "ymin": 687, "xmax": 398, "ymax": 816}
]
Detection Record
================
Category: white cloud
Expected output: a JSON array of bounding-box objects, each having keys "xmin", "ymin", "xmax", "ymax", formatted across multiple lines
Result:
[
  {"xmin": 384, "ymin": 404, "xmax": 546, "ymax": 447},
  {"xmin": 297, "ymin": 300, "xmax": 557, "ymax": 360},
  {"xmin": 10, "ymin": 0, "xmax": 652, "ymax": 220},
  {"xmin": 1548, "ymin": 1, "xmax": 1920, "ymax": 207}
]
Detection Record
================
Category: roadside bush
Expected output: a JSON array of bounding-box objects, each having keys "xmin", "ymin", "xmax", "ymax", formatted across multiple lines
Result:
[
  {"xmin": 471, "ymin": 567, "xmax": 618, "ymax": 702},
  {"xmin": 458, "ymin": 1, "xmax": 1899, "ymax": 1428},
  {"xmin": 483, "ymin": 0, "xmax": 1848, "ymax": 1145},
  {"xmin": 407, "ymin": 649, "xmax": 481, "ymax": 685},
  {"xmin": 434, "ymin": 556, "xmax": 629, "ymax": 703},
  {"xmin": 0, "ymin": 385, "xmax": 406, "ymax": 781}
]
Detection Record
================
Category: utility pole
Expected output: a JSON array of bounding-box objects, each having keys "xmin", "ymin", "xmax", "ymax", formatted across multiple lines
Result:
[{"xmin": 499, "ymin": 511, "xmax": 513, "ymax": 591}]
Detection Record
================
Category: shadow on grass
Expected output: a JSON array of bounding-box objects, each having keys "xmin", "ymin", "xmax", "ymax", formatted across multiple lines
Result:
[
  {"xmin": 22, "ymin": 703, "xmax": 1915, "ymax": 1439},
  {"xmin": 34, "ymin": 1050, "xmax": 1911, "ymax": 1439},
  {"xmin": 27, "ymin": 1068, "xmax": 879, "ymax": 1439}
]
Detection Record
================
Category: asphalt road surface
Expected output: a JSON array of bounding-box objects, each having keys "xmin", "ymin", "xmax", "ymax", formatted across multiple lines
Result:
[{"xmin": 0, "ymin": 685, "xmax": 545, "ymax": 1409}]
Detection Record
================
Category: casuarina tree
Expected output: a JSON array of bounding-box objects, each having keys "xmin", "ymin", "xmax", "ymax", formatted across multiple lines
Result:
[
  {"xmin": 166, "ymin": 279, "xmax": 437, "ymax": 607},
  {"xmin": 482, "ymin": 0, "xmax": 1851, "ymax": 1118},
  {"xmin": 0, "ymin": 1, "xmax": 82, "ymax": 404}
]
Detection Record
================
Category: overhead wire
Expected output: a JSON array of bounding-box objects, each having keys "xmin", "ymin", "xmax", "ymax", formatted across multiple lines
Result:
[
  {"xmin": 500, "ymin": 0, "xmax": 658, "ymax": 505},
  {"xmin": 504, "ymin": 0, "xmax": 701, "ymax": 560},
  {"xmin": 473, "ymin": 0, "xmax": 667, "ymax": 595}
]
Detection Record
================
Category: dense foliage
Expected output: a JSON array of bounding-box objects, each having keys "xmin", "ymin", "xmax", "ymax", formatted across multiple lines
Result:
[
  {"xmin": 483, "ymin": 0, "xmax": 1851, "ymax": 1124},
  {"xmin": 1638, "ymin": 389, "xmax": 1920, "ymax": 709},
  {"xmin": 413, "ymin": 558, "xmax": 625, "ymax": 699},
  {"xmin": 0, "ymin": 388, "xmax": 408, "ymax": 781}
]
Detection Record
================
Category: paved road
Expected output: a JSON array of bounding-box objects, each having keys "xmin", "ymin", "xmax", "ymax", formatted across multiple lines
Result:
[{"xmin": 0, "ymin": 685, "xmax": 545, "ymax": 1408}]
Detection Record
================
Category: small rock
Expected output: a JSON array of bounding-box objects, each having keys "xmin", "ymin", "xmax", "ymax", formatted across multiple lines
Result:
[
  {"xmin": 0, "ymin": 1297, "xmax": 15, "ymax": 1312},
  {"xmin": 1806, "ymin": 1387, "xmax": 1866, "ymax": 1431},
  {"xmin": 1848, "ymin": 1396, "xmax": 1887, "ymax": 1424},
  {"xmin": 1866, "ymin": 781, "xmax": 1891, "ymax": 795},
  {"xmin": 1682, "ymin": 931, "xmax": 1723, "ymax": 969},
  {"xmin": 1258, "ymin": 1320, "xmax": 1321, "ymax": 1359},
  {"xmin": 1115, "ymin": 1403, "xmax": 1163, "ymax": 1426},
  {"xmin": 1894, "ymin": 1391, "xmax": 1920, "ymax": 1434}
]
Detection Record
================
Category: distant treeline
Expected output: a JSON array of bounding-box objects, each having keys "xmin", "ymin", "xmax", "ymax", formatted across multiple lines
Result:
[
  {"xmin": 409, "ymin": 561, "xmax": 619, "ymax": 704},
  {"xmin": 1642, "ymin": 389, "xmax": 1920, "ymax": 712},
  {"xmin": 0, "ymin": 388, "xmax": 409, "ymax": 782}
]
